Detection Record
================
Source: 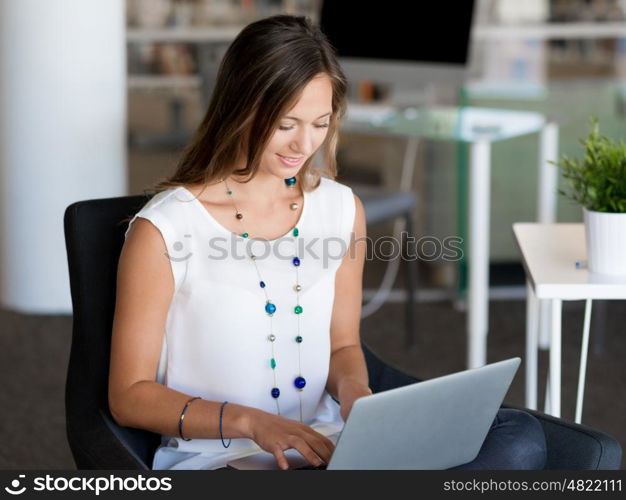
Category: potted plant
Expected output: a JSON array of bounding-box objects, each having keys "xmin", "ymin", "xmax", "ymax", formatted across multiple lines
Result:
[{"xmin": 556, "ymin": 118, "xmax": 626, "ymax": 276}]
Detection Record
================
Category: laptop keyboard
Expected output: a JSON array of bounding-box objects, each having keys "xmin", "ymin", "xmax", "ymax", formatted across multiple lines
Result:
[{"xmin": 293, "ymin": 463, "xmax": 328, "ymax": 470}]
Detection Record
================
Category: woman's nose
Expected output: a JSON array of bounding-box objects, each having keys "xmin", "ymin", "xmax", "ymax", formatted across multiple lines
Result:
[{"xmin": 291, "ymin": 127, "xmax": 314, "ymax": 156}]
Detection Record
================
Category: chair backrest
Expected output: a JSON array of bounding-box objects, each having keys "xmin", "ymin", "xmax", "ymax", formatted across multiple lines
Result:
[{"xmin": 64, "ymin": 193, "xmax": 159, "ymax": 469}]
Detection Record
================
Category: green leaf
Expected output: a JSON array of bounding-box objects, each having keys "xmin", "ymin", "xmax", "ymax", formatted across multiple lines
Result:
[{"xmin": 554, "ymin": 117, "xmax": 626, "ymax": 213}]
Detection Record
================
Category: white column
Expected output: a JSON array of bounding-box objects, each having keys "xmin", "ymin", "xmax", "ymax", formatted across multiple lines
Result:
[{"xmin": 0, "ymin": 0, "xmax": 127, "ymax": 313}]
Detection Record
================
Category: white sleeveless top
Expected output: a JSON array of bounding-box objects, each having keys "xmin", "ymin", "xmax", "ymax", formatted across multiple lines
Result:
[{"xmin": 123, "ymin": 175, "xmax": 356, "ymax": 470}]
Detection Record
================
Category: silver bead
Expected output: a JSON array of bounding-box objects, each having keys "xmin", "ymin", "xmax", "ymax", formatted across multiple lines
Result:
[
  {"xmin": 294, "ymin": 284, "xmax": 302, "ymax": 292},
  {"xmin": 290, "ymin": 202, "xmax": 299, "ymax": 211},
  {"xmin": 268, "ymin": 334, "xmax": 276, "ymax": 342},
  {"xmin": 250, "ymin": 253, "xmax": 256, "ymax": 260}
]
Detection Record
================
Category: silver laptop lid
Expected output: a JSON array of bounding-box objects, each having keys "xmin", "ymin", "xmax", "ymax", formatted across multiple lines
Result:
[{"xmin": 327, "ymin": 357, "xmax": 521, "ymax": 470}]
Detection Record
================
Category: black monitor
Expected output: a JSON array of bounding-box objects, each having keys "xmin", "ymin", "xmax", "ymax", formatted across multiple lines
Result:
[{"xmin": 319, "ymin": 1, "xmax": 476, "ymax": 103}]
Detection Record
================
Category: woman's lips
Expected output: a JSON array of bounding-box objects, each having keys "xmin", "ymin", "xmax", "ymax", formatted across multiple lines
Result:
[{"xmin": 276, "ymin": 154, "xmax": 305, "ymax": 167}]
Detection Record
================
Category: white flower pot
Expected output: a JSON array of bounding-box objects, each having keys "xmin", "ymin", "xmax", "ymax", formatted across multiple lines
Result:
[{"xmin": 583, "ymin": 207, "xmax": 626, "ymax": 276}]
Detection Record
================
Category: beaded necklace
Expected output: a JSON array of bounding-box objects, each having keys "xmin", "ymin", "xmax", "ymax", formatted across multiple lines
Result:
[{"xmin": 223, "ymin": 175, "xmax": 306, "ymax": 422}]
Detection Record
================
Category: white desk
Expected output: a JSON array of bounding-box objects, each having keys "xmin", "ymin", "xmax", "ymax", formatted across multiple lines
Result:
[
  {"xmin": 513, "ymin": 223, "xmax": 626, "ymax": 422},
  {"xmin": 343, "ymin": 106, "xmax": 559, "ymax": 369}
]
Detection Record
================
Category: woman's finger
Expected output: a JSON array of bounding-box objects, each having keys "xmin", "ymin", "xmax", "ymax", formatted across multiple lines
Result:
[
  {"xmin": 289, "ymin": 436, "xmax": 323, "ymax": 467},
  {"xmin": 308, "ymin": 436, "xmax": 334, "ymax": 463},
  {"xmin": 302, "ymin": 428, "xmax": 336, "ymax": 462},
  {"xmin": 272, "ymin": 449, "xmax": 290, "ymax": 471}
]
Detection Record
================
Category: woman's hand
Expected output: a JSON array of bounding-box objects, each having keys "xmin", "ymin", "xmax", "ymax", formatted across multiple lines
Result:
[
  {"xmin": 337, "ymin": 379, "xmax": 373, "ymax": 422},
  {"xmin": 243, "ymin": 408, "xmax": 335, "ymax": 470}
]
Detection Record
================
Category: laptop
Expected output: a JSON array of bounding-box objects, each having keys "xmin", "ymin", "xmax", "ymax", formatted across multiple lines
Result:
[{"xmin": 226, "ymin": 357, "xmax": 520, "ymax": 470}]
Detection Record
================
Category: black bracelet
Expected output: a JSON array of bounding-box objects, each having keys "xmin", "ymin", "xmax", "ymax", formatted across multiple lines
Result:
[
  {"xmin": 178, "ymin": 396, "xmax": 201, "ymax": 441},
  {"xmin": 220, "ymin": 401, "xmax": 232, "ymax": 448}
]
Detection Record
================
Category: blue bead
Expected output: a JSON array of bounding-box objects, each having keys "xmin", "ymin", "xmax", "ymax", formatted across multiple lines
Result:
[
  {"xmin": 292, "ymin": 257, "xmax": 300, "ymax": 267},
  {"xmin": 284, "ymin": 177, "xmax": 297, "ymax": 187},
  {"xmin": 294, "ymin": 376, "xmax": 306, "ymax": 389},
  {"xmin": 265, "ymin": 302, "xmax": 276, "ymax": 314},
  {"xmin": 259, "ymin": 281, "xmax": 266, "ymax": 288},
  {"xmin": 271, "ymin": 387, "xmax": 280, "ymax": 398}
]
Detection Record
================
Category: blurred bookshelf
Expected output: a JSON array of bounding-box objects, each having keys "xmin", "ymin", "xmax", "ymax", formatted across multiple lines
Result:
[
  {"xmin": 125, "ymin": 0, "xmax": 320, "ymax": 149},
  {"xmin": 126, "ymin": 0, "xmax": 319, "ymax": 91}
]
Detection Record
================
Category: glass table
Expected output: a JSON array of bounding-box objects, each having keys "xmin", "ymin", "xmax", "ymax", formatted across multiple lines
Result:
[{"xmin": 342, "ymin": 105, "xmax": 559, "ymax": 368}]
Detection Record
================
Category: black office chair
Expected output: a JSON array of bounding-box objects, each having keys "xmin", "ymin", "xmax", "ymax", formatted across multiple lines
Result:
[{"xmin": 63, "ymin": 194, "xmax": 622, "ymax": 470}]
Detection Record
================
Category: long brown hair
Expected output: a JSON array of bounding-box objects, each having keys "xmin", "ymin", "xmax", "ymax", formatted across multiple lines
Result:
[{"xmin": 148, "ymin": 15, "xmax": 347, "ymax": 197}]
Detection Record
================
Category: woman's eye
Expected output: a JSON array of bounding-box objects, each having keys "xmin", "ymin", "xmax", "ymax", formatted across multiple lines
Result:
[{"xmin": 278, "ymin": 123, "xmax": 330, "ymax": 131}]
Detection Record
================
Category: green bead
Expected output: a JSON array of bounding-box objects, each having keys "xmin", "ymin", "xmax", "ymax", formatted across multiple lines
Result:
[
  {"xmin": 242, "ymin": 232, "xmax": 249, "ymax": 238},
  {"xmin": 227, "ymin": 189, "xmax": 232, "ymax": 195},
  {"xmin": 295, "ymin": 336, "xmax": 303, "ymax": 343},
  {"xmin": 270, "ymin": 358, "xmax": 276, "ymax": 369},
  {"xmin": 292, "ymin": 227, "xmax": 299, "ymax": 237},
  {"xmin": 294, "ymin": 305, "xmax": 303, "ymax": 314}
]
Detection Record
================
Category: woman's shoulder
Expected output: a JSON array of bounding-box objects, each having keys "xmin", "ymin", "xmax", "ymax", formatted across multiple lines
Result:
[
  {"xmin": 309, "ymin": 175, "xmax": 356, "ymax": 245},
  {"xmin": 125, "ymin": 187, "xmax": 189, "ymax": 236},
  {"xmin": 314, "ymin": 174, "xmax": 354, "ymax": 198},
  {"xmin": 138, "ymin": 186, "xmax": 195, "ymax": 216}
]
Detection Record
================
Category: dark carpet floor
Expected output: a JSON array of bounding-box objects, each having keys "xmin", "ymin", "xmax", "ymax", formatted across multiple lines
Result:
[{"xmin": 1, "ymin": 295, "xmax": 624, "ymax": 470}]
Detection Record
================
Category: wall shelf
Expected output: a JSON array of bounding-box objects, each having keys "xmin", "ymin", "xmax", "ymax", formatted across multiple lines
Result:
[
  {"xmin": 126, "ymin": 26, "xmax": 244, "ymax": 43},
  {"xmin": 474, "ymin": 22, "xmax": 626, "ymax": 40}
]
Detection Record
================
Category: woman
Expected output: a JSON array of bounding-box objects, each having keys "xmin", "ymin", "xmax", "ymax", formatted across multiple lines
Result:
[{"xmin": 109, "ymin": 15, "xmax": 546, "ymax": 471}]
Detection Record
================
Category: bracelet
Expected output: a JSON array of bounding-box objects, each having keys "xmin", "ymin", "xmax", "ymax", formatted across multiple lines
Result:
[
  {"xmin": 220, "ymin": 401, "xmax": 232, "ymax": 448},
  {"xmin": 178, "ymin": 396, "xmax": 201, "ymax": 441}
]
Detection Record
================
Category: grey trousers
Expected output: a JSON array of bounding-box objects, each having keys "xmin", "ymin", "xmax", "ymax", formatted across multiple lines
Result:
[{"xmin": 448, "ymin": 408, "xmax": 547, "ymax": 470}]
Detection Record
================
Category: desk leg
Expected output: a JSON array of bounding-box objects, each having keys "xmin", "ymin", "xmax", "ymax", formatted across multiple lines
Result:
[
  {"xmin": 525, "ymin": 281, "xmax": 539, "ymax": 410},
  {"xmin": 400, "ymin": 137, "xmax": 419, "ymax": 191},
  {"xmin": 539, "ymin": 300, "xmax": 551, "ymax": 350},
  {"xmin": 549, "ymin": 299, "xmax": 563, "ymax": 418},
  {"xmin": 544, "ymin": 369, "xmax": 551, "ymax": 415},
  {"xmin": 575, "ymin": 299, "xmax": 593, "ymax": 424},
  {"xmin": 538, "ymin": 122, "xmax": 558, "ymax": 224},
  {"xmin": 468, "ymin": 141, "xmax": 491, "ymax": 369},
  {"xmin": 537, "ymin": 123, "xmax": 558, "ymax": 352}
]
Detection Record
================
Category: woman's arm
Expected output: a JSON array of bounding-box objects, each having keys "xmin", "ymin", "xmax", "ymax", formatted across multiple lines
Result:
[
  {"xmin": 326, "ymin": 194, "xmax": 373, "ymax": 421},
  {"xmin": 109, "ymin": 217, "xmax": 253, "ymax": 440}
]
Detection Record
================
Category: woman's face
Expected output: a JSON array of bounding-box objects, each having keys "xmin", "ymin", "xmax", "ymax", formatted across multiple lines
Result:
[{"xmin": 260, "ymin": 73, "xmax": 333, "ymax": 178}]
